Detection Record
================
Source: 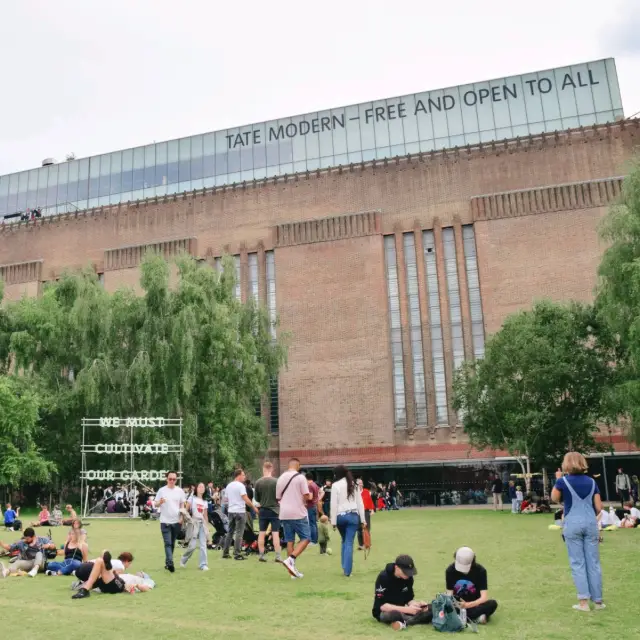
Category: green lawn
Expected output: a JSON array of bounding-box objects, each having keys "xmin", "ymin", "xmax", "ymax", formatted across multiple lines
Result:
[{"xmin": 1, "ymin": 509, "xmax": 638, "ymax": 639}]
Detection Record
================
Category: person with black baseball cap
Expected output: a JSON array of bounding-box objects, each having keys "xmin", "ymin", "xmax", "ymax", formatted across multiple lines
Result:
[
  {"xmin": 445, "ymin": 547, "xmax": 498, "ymax": 624},
  {"xmin": 372, "ymin": 554, "xmax": 432, "ymax": 630}
]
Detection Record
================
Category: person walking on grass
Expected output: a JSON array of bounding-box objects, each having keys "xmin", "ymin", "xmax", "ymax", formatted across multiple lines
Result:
[
  {"xmin": 551, "ymin": 452, "xmax": 605, "ymax": 612},
  {"xmin": 616, "ymin": 467, "xmax": 631, "ymax": 508},
  {"xmin": 330, "ymin": 465, "xmax": 366, "ymax": 577},
  {"xmin": 180, "ymin": 482, "xmax": 210, "ymax": 571},
  {"xmin": 276, "ymin": 458, "xmax": 311, "ymax": 579},
  {"xmin": 357, "ymin": 478, "xmax": 374, "ymax": 550},
  {"xmin": 154, "ymin": 470, "xmax": 186, "ymax": 573},
  {"xmin": 222, "ymin": 469, "xmax": 258, "ymax": 560},
  {"xmin": 255, "ymin": 461, "xmax": 282, "ymax": 563},
  {"xmin": 305, "ymin": 471, "xmax": 320, "ymax": 546}
]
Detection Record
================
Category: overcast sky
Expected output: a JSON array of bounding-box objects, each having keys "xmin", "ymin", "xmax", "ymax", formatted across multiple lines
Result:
[{"xmin": 0, "ymin": 0, "xmax": 638, "ymax": 175}]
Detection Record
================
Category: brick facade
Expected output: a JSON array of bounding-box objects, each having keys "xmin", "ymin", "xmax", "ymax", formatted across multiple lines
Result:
[{"xmin": 1, "ymin": 121, "xmax": 639, "ymax": 468}]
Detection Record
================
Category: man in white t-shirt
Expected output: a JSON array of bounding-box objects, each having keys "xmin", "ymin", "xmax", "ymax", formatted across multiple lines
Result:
[
  {"xmin": 154, "ymin": 471, "xmax": 186, "ymax": 572},
  {"xmin": 222, "ymin": 469, "xmax": 257, "ymax": 560}
]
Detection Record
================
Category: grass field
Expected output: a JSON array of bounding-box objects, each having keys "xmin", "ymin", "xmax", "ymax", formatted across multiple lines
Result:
[{"xmin": 1, "ymin": 509, "xmax": 638, "ymax": 640}]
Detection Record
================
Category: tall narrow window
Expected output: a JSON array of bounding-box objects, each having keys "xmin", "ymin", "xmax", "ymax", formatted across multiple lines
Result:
[
  {"xmin": 403, "ymin": 233, "xmax": 427, "ymax": 426},
  {"xmin": 266, "ymin": 251, "xmax": 279, "ymax": 434},
  {"xmin": 214, "ymin": 257, "xmax": 222, "ymax": 272},
  {"xmin": 384, "ymin": 236, "xmax": 406, "ymax": 428},
  {"xmin": 462, "ymin": 225, "xmax": 485, "ymax": 359},
  {"xmin": 442, "ymin": 228, "xmax": 465, "ymax": 370},
  {"xmin": 248, "ymin": 253, "xmax": 259, "ymax": 302},
  {"xmin": 234, "ymin": 255, "xmax": 241, "ymax": 301},
  {"xmin": 423, "ymin": 231, "xmax": 448, "ymax": 424}
]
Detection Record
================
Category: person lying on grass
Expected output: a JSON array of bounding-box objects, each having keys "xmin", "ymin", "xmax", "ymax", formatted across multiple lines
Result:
[
  {"xmin": 72, "ymin": 551, "xmax": 142, "ymax": 599},
  {"xmin": 372, "ymin": 554, "xmax": 432, "ymax": 631}
]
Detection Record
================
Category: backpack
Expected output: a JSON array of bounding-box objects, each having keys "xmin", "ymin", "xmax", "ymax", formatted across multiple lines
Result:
[{"xmin": 431, "ymin": 594, "xmax": 475, "ymax": 633}]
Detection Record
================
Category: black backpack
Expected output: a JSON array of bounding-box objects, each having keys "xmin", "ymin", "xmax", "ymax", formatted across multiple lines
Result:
[{"xmin": 12, "ymin": 519, "xmax": 22, "ymax": 531}]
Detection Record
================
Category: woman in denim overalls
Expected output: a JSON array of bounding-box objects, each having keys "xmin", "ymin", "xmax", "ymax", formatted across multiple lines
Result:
[{"xmin": 551, "ymin": 452, "xmax": 605, "ymax": 612}]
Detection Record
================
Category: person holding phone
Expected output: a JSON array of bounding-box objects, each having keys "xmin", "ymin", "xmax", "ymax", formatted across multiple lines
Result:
[
  {"xmin": 154, "ymin": 471, "xmax": 186, "ymax": 573},
  {"xmin": 180, "ymin": 482, "xmax": 211, "ymax": 571}
]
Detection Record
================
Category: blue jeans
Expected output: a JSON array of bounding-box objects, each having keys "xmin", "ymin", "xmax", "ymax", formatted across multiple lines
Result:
[
  {"xmin": 336, "ymin": 511, "xmax": 360, "ymax": 576},
  {"xmin": 307, "ymin": 506, "xmax": 318, "ymax": 544},
  {"xmin": 181, "ymin": 521, "xmax": 209, "ymax": 568},
  {"xmin": 46, "ymin": 558, "xmax": 82, "ymax": 575},
  {"xmin": 282, "ymin": 517, "xmax": 310, "ymax": 543},
  {"xmin": 564, "ymin": 520, "xmax": 602, "ymax": 602},
  {"xmin": 161, "ymin": 522, "xmax": 181, "ymax": 567}
]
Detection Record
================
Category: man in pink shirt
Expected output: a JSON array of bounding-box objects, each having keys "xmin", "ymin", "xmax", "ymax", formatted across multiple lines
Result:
[{"xmin": 276, "ymin": 458, "xmax": 311, "ymax": 579}]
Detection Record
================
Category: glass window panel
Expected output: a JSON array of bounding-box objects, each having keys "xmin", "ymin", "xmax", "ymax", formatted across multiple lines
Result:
[
  {"xmin": 46, "ymin": 165, "xmax": 58, "ymax": 207},
  {"xmin": 234, "ymin": 255, "xmax": 241, "ymax": 301},
  {"xmin": 331, "ymin": 107, "xmax": 347, "ymax": 155},
  {"xmin": 605, "ymin": 58, "xmax": 622, "ymax": 112},
  {"xmin": 414, "ymin": 91, "xmax": 435, "ymax": 143},
  {"xmin": 7, "ymin": 173, "xmax": 18, "ymax": 214},
  {"xmin": 67, "ymin": 162, "xmax": 79, "ymax": 202},
  {"xmin": 345, "ymin": 105, "xmax": 362, "ymax": 155},
  {"xmin": 17, "ymin": 171, "xmax": 28, "ymax": 210},
  {"xmin": 239, "ymin": 127, "xmax": 254, "ymax": 173},
  {"xmin": 178, "ymin": 137, "xmax": 191, "ymax": 184},
  {"xmin": 143, "ymin": 144, "xmax": 155, "ymax": 189},
  {"xmin": 88, "ymin": 157, "xmax": 100, "ymax": 199},
  {"xmin": 521, "ymin": 73, "xmax": 544, "ymax": 124},
  {"xmin": 318, "ymin": 109, "xmax": 336, "ymax": 157},
  {"xmin": 37, "ymin": 166, "xmax": 49, "ymax": 207},
  {"xmin": 445, "ymin": 86, "xmax": 464, "ymax": 136},
  {"xmin": 359, "ymin": 103, "xmax": 376, "ymax": 150},
  {"xmin": 507, "ymin": 75, "xmax": 529, "ymax": 127},
  {"xmin": 26, "ymin": 168, "xmax": 38, "ymax": 209},
  {"xmin": 118, "ymin": 149, "xmax": 132, "ymax": 194},
  {"xmin": 132, "ymin": 147, "xmax": 144, "ymax": 190},
  {"xmin": 167, "ymin": 141, "xmax": 179, "ymax": 184},
  {"xmin": 553, "ymin": 66, "xmax": 578, "ymax": 119},
  {"xmin": 430, "ymin": 89, "xmax": 451, "ymax": 140},
  {"xmin": 423, "ymin": 230, "xmax": 448, "ymax": 424},
  {"xmin": 384, "ymin": 235, "xmax": 407, "ymax": 427},
  {"xmin": 401, "ymin": 94, "xmax": 419, "ymax": 144},
  {"xmin": 190, "ymin": 135, "xmax": 204, "ymax": 182},
  {"xmin": 107, "ymin": 151, "xmax": 121, "ymax": 196},
  {"xmin": 0, "ymin": 175, "xmax": 9, "ymax": 216},
  {"xmin": 371, "ymin": 100, "xmax": 390, "ymax": 149},
  {"xmin": 290, "ymin": 116, "xmax": 307, "ymax": 164},
  {"xmin": 202, "ymin": 133, "xmax": 215, "ymax": 178},
  {"xmin": 570, "ymin": 63, "xmax": 596, "ymax": 116},
  {"xmin": 388, "ymin": 100, "xmax": 405, "ymax": 153},
  {"xmin": 491, "ymin": 78, "xmax": 512, "ymax": 129},
  {"xmin": 301, "ymin": 113, "xmax": 319, "ymax": 161},
  {"xmin": 538, "ymin": 70, "xmax": 560, "ymax": 121},
  {"xmin": 99, "ymin": 154, "xmax": 111, "ymax": 197},
  {"xmin": 277, "ymin": 118, "xmax": 293, "ymax": 166},
  {"xmin": 443, "ymin": 228, "xmax": 465, "ymax": 370},
  {"xmin": 472, "ymin": 82, "xmax": 495, "ymax": 131},
  {"xmin": 403, "ymin": 232, "xmax": 427, "ymax": 426},
  {"xmin": 248, "ymin": 252, "xmax": 259, "ymax": 302}
]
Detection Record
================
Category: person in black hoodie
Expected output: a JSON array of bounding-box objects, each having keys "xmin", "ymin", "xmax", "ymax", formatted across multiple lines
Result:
[{"xmin": 372, "ymin": 555, "xmax": 432, "ymax": 630}]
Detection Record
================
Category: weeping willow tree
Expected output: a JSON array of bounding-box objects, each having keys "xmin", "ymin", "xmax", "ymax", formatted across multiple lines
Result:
[{"xmin": 4, "ymin": 254, "xmax": 287, "ymax": 484}]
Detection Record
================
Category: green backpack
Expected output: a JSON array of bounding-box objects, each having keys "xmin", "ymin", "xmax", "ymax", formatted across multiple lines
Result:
[{"xmin": 431, "ymin": 594, "xmax": 477, "ymax": 633}]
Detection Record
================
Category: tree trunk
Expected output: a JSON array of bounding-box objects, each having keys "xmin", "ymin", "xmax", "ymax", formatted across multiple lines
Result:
[
  {"xmin": 542, "ymin": 467, "xmax": 549, "ymax": 498},
  {"xmin": 525, "ymin": 457, "xmax": 531, "ymax": 494}
]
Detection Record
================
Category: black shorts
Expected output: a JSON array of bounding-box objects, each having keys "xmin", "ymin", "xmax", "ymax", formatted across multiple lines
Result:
[
  {"xmin": 258, "ymin": 508, "xmax": 280, "ymax": 532},
  {"xmin": 96, "ymin": 575, "xmax": 125, "ymax": 594},
  {"xmin": 75, "ymin": 562, "xmax": 94, "ymax": 582}
]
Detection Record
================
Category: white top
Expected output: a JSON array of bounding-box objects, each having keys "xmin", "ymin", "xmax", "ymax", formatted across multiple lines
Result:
[
  {"xmin": 120, "ymin": 573, "xmax": 155, "ymax": 589},
  {"xmin": 188, "ymin": 496, "xmax": 207, "ymax": 521},
  {"xmin": 630, "ymin": 507, "xmax": 640, "ymax": 520},
  {"xmin": 516, "ymin": 491, "xmax": 523, "ymax": 501},
  {"xmin": 329, "ymin": 478, "xmax": 365, "ymax": 526},
  {"xmin": 155, "ymin": 485, "xmax": 186, "ymax": 524},
  {"xmin": 92, "ymin": 557, "xmax": 125, "ymax": 572},
  {"xmin": 225, "ymin": 480, "xmax": 247, "ymax": 514}
]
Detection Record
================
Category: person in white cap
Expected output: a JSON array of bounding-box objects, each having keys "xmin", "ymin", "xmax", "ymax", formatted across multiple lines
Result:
[{"xmin": 445, "ymin": 547, "xmax": 498, "ymax": 624}]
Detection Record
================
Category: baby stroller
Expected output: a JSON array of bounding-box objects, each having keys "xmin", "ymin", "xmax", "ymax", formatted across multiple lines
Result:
[
  {"xmin": 241, "ymin": 519, "xmax": 258, "ymax": 554},
  {"xmin": 207, "ymin": 508, "xmax": 229, "ymax": 550}
]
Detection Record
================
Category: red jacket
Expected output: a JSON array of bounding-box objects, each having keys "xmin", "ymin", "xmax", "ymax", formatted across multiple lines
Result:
[{"xmin": 361, "ymin": 488, "xmax": 374, "ymax": 511}]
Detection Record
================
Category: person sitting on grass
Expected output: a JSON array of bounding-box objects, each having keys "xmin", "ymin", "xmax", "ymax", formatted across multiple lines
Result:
[
  {"xmin": 50, "ymin": 505, "xmax": 63, "ymax": 527},
  {"xmin": 3, "ymin": 503, "xmax": 20, "ymax": 530},
  {"xmin": 445, "ymin": 547, "xmax": 498, "ymax": 625},
  {"xmin": 45, "ymin": 519, "xmax": 88, "ymax": 576},
  {"xmin": 31, "ymin": 504, "xmax": 51, "ymax": 527},
  {"xmin": 72, "ymin": 551, "xmax": 131, "ymax": 599},
  {"xmin": 0, "ymin": 527, "xmax": 56, "ymax": 578},
  {"xmin": 62, "ymin": 504, "xmax": 78, "ymax": 527},
  {"xmin": 372, "ymin": 554, "xmax": 432, "ymax": 630}
]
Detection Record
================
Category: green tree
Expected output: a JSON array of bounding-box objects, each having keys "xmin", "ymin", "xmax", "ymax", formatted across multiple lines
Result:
[
  {"xmin": 6, "ymin": 253, "xmax": 287, "ymax": 485},
  {"xmin": 597, "ymin": 161, "xmax": 640, "ymax": 443},
  {"xmin": 0, "ymin": 375, "xmax": 55, "ymax": 486},
  {"xmin": 453, "ymin": 301, "xmax": 616, "ymax": 491}
]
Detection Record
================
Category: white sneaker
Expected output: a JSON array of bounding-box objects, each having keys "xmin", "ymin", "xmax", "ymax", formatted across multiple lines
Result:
[
  {"xmin": 391, "ymin": 621, "xmax": 407, "ymax": 631},
  {"xmin": 282, "ymin": 556, "xmax": 303, "ymax": 578},
  {"xmin": 200, "ymin": 566, "xmax": 209, "ymax": 571},
  {"xmin": 572, "ymin": 604, "xmax": 590, "ymax": 612},
  {"xmin": 475, "ymin": 614, "xmax": 487, "ymax": 624},
  {"xmin": 28, "ymin": 567, "xmax": 38, "ymax": 578},
  {"xmin": 70, "ymin": 580, "xmax": 81, "ymax": 590},
  {"xmin": 594, "ymin": 603, "xmax": 606, "ymax": 610},
  {"xmin": 0, "ymin": 562, "xmax": 8, "ymax": 578},
  {"xmin": 179, "ymin": 561, "xmax": 187, "ymax": 569}
]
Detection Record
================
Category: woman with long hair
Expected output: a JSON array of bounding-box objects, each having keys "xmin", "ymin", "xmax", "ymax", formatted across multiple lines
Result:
[
  {"xmin": 551, "ymin": 452, "xmax": 605, "ymax": 611},
  {"xmin": 180, "ymin": 482, "xmax": 210, "ymax": 571},
  {"xmin": 46, "ymin": 519, "xmax": 89, "ymax": 576},
  {"xmin": 330, "ymin": 465, "xmax": 366, "ymax": 577}
]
